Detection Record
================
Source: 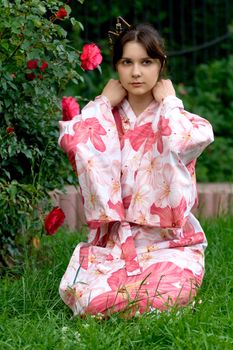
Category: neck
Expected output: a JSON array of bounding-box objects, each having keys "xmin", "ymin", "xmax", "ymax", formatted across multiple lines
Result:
[{"xmin": 128, "ymin": 92, "xmax": 154, "ymax": 117}]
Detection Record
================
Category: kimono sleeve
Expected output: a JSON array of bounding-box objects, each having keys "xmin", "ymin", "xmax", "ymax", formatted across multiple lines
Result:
[
  {"xmin": 161, "ymin": 95, "xmax": 214, "ymax": 164},
  {"xmin": 58, "ymin": 95, "xmax": 112, "ymax": 157},
  {"xmin": 58, "ymin": 95, "xmax": 125, "ymax": 224}
]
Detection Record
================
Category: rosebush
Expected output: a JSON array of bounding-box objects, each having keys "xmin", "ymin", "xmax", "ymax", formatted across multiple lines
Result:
[
  {"xmin": 0, "ymin": 179, "xmax": 46, "ymax": 267},
  {"xmin": 0, "ymin": 0, "xmax": 102, "ymax": 268}
]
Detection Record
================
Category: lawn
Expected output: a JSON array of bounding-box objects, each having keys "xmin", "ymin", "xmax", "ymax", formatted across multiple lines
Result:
[{"xmin": 1, "ymin": 216, "xmax": 233, "ymax": 350}]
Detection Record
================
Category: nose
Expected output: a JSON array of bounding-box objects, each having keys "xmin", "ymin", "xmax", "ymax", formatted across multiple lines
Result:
[{"xmin": 131, "ymin": 63, "xmax": 141, "ymax": 78}]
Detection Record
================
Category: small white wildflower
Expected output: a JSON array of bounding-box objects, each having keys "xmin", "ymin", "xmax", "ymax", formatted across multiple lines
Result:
[
  {"xmin": 95, "ymin": 312, "xmax": 104, "ymax": 320},
  {"xmin": 61, "ymin": 326, "xmax": 69, "ymax": 334},
  {"xmin": 74, "ymin": 331, "xmax": 81, "ymax": 342},
  {"xmin": 150, "ymin": 307, "xmax": 161, "ymax": 318},
  {"xmin": 198, "ymin": 299, "xmax": 203, "ymax": 304},
  {"xmin": 83, "ymin": 323, "xmax": 90, "ymax": 329},
  {"xmin": 134, "ymin": 310, "xmax": 140, "ymax": 317}
]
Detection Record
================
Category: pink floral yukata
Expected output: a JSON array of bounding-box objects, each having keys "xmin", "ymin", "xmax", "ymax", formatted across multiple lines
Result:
[{"xmin": 58, "ymin": 94, "xmax": 214, "ymax": 317}]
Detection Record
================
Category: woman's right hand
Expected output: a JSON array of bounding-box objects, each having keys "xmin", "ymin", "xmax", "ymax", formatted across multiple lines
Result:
[{"xmin": 101, "ymin": 79, "xmax": 127, "ymax": 107}]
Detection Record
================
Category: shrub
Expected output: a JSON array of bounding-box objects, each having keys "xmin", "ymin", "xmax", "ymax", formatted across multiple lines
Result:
[
  {"xmin": 177, "ymin": 55, "xmax": 233, "ymax": 182},
  {"xmin": 0, "ymin": 0, "xmax": 101, "ymax": 268}
]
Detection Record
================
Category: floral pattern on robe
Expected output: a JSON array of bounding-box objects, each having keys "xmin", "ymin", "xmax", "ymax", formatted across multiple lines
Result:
[{"xmin": 58, "ymin": 95, "xmax": 214, "ymax": 317}]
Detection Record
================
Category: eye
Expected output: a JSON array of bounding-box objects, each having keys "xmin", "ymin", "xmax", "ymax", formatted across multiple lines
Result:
[
  {"xmin": 142, "ymin": 59, "xmax": 153, "ymax": 65},
  {"xmin": 121, "ymin": 59, "xmax": 131, "ymax": 65}
]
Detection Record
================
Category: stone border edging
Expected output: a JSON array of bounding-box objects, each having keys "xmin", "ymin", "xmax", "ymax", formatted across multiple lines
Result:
[{"xmin": 50, "ymin": 183, "xmax": 233, "ymax": 230}]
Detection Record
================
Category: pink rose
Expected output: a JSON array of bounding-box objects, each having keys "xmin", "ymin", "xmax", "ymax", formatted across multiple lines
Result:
[
  {"xmin": 27, "ymin": 59, "xmax": 38, "ymax": 69},
  {"xmin": 62, "ymin": 96, "xmax": 80, "ymax": 121},
  {"xmin": 80, "ymin": 43, "xmax": 103, "ymax": 71},
  {"xmin": 44, "ymin": 207, "xmax": 65, "ymax": 235}
]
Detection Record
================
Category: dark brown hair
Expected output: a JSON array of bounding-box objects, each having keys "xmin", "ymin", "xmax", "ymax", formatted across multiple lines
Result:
[{"xmin": 112, "ymin": 23, "xmax": 166, "ymax": 75}]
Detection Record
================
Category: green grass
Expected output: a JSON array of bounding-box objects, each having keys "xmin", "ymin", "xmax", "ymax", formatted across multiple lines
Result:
[{"xmin": 1, "ymin": 217, "xmax": 233, "ymax": 350}]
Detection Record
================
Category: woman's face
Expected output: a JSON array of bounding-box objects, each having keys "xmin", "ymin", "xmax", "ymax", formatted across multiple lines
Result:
[{"xmin": 116, "ymin": 41, "xmax": 161, "ymax": 99}]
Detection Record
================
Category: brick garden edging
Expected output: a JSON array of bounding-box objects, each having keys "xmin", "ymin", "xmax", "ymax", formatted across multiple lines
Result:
[
  {"xmin": 193, "ymin": 183, "xmax": 233, "ymax": 218},
  {"xmin": 50, "ymin": 183, "xmax": 233, "ymax": 230},
  {"xmin": 50, "ymin": 186, "xmax": 86, "ymax": 231}
]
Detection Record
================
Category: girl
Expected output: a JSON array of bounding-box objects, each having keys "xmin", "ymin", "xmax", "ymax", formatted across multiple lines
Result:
[{"xmin": 58, "ymin": 21, "xmax": 214, "ymax": 317}]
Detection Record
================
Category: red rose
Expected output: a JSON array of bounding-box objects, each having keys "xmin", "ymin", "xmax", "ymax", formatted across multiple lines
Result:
[
  {"xmin": 55, "ymin": 7, "xmax": 68, "ymax": 19},
  {"xmin": 40, "ymin": 61, "xmax": 48, "ymax": 72},
  {"xmin": 26, "ymin": 72, "xmax": 36, "ymax": 81},
  {"xmin": 38, "ymin": 74, "xmax": 43, "ymax": 79},
  {"xmin": 80, "ymin": 43, "xmax": 103, "ymax": 71},
  {"xmin": 6, "ymin": 126, "xmax": 14, "ymax": 134},
  {"xmin": 62, "ymin": 96, "xmax": 80, "ymax": 121},
  {"xmin": 27, "ymin": 59, "xmax": 38, "ymax": 69},
  {"xmin": 44, "ymin": 207, "xmax": 65, "ymax": 235}
]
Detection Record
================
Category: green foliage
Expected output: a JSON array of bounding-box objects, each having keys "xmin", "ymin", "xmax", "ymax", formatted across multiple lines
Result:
[
  {"xmin": 0, "ymin": 0, "xmax": 84, "ymax": 187},
  {"xmin": 178, "ymin": 55, "xmax": 233, "ymax": 182},
  {"xmin": 0, "ymin": 179, "xmax": 47, "ymax": 267},
  {"xmin": 0, "ymin": 0, "xmax": 86, "ymax": 267}
]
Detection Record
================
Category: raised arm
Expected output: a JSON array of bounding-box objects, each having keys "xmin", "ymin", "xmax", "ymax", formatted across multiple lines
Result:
[
  {"xmin": 153, "ymin": 79, "xmax": 214, "ymax": 164},
  {"xmin": 58, "ymin": 93, "xmax": 125, "ymax": 225}
]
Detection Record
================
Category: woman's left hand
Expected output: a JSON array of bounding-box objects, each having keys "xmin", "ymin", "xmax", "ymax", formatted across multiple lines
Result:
[{"xmin": 152, "ymin": 79, "xmax": 176, "ymax": 103}]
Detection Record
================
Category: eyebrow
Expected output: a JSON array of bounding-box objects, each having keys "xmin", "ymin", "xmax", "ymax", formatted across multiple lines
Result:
[{"xmin": 121, "ymin": 56, "xmax": 153, "ymax": 60}]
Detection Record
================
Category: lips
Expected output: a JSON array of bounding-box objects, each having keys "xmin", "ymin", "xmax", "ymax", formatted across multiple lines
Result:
[{"xmin": 131, "ymin": 82, "xmax": 144, "ymax": 87}]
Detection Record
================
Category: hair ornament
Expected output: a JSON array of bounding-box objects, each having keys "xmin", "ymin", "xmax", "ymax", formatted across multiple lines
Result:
[{"xmin": 108, "ymin": 16, "xmax": 131, "ymax": 47}]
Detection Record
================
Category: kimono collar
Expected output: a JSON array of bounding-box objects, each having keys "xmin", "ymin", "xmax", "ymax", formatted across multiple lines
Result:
[
  {"xmin": 120, "ymin": 98, "xmax": 158, "ymax": 118},
  {"xmin": 118, "ymin": 98, "xmax": 158, "ymax": 131}
]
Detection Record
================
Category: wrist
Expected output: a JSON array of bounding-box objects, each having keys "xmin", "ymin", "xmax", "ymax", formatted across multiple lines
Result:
[
  {"xmin": 100, "ymin": 94, "xmax": 112, "ymax": 104},
  {"xmin": 161, "ymin": 95, "xmax": 184, "ymax": 112},
  {"xmin": 96, "ymin": 94, "xmax": 112, "ymax": 108},
  {"xmin": 161, "ymin": 93, "xmax": 176, "ymax": 102}
]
